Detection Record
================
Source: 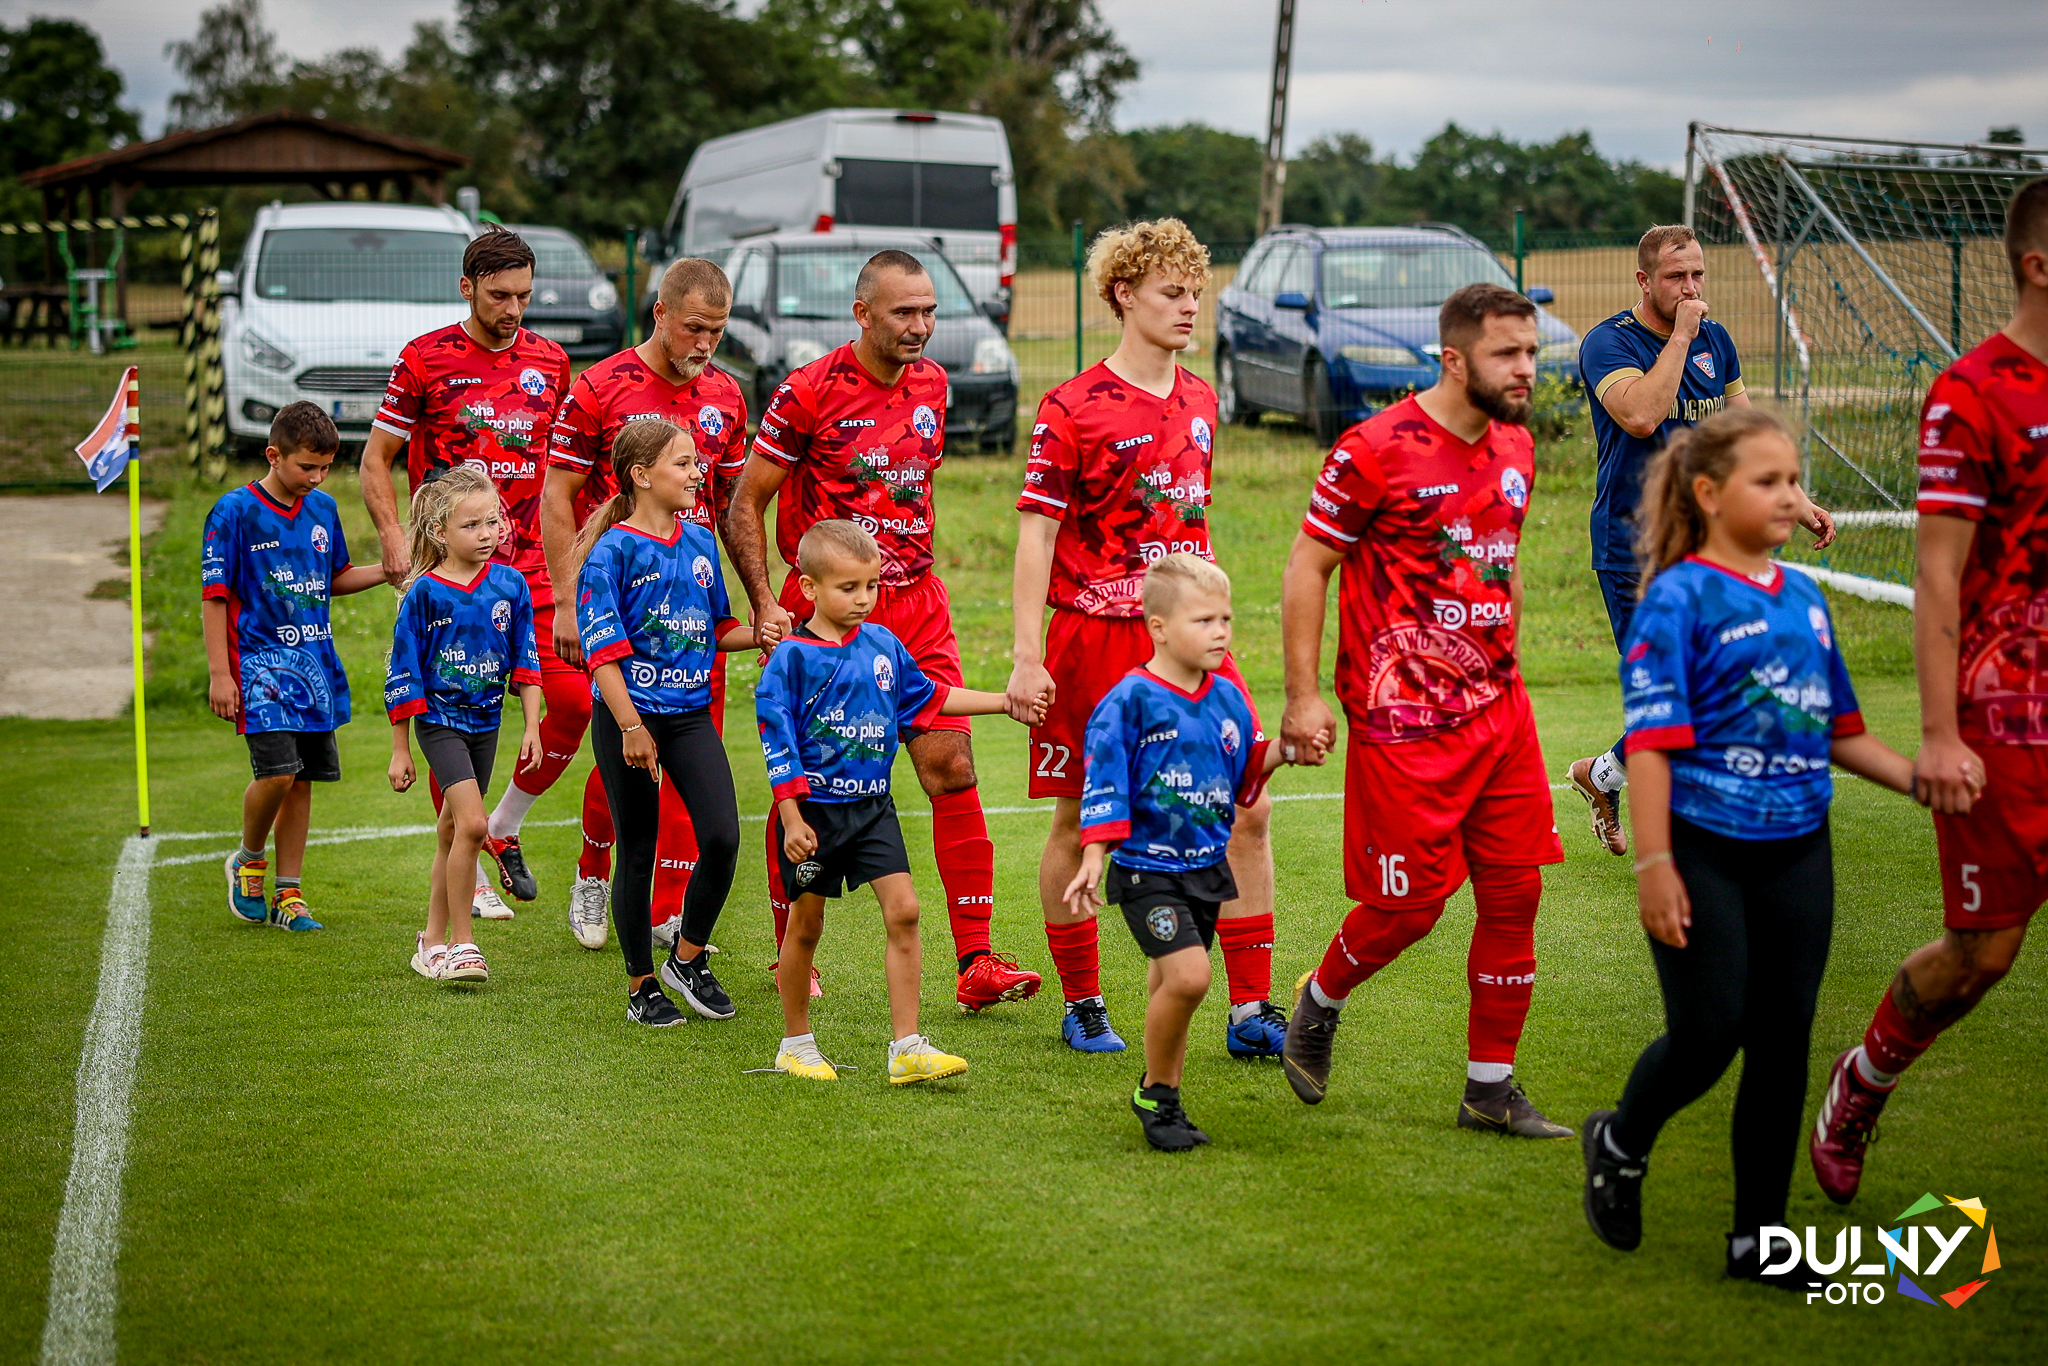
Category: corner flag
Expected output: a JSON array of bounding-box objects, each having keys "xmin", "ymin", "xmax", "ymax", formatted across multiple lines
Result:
[
  {"xmin": 75, "ymin": 366, "xmax": 138, "ymax": 492},
  {"xmin": 72, "ymin": 365, "xmax": 151, "ymax": 834}
]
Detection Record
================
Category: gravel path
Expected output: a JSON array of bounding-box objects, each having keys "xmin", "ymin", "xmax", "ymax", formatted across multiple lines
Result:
[{"xmin": 0, "ymin": 494, "xmax": 166, "ymax": 720}]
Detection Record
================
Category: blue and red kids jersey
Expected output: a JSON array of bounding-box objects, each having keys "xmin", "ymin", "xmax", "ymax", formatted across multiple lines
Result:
[
  {"xmin": 385, "ymin": 564, "xmax": 541, "ymax": 732},
  {"xmin": 200, "ymin": 482, "xmax": 353, "ymax": 735},
  {"xmin": 1079, "ymin": 669, "xmax": 1273, "ymax": 872},
  {"xmin": 575, "ymin": 517, "xmax": 737, "ymax": 716},
  {"xmin": 1621, "ymin": 556, "xmax": 1864, "ymax": 839},
  {"xmin": 755, "ymin": 623, "xmax": 946, "ymax": 803}
]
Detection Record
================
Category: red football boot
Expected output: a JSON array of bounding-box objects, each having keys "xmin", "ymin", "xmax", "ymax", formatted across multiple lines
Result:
[
  {"xmin": 957, "ymin": 952, "xmax": 1043, "ymax": 1012},
  {"xmin": 1810, "ymin": 1049, "xmax": 1891, "ymax": 1205}
]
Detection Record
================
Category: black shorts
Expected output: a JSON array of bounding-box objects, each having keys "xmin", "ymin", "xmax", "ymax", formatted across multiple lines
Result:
[
  {"xmin": 776, "ymin": 795, "xmax": 911, "ymax": 900},
  {"xmin": 1112, "ymin": 859, "xmax": 1239, "ymax": 959},
  {"xmin": 245, "ymin": 729, "xmax": 341, "ymax": 783},
  {"xmin": 415, "ymin": 721, "xmax": 498, "ymax": 795}
]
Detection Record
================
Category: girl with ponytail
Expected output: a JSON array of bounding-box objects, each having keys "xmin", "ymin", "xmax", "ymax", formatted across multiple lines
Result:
[{"xmin": 574, "ymin": 419, "xmax": 784, "ymax": 1025}]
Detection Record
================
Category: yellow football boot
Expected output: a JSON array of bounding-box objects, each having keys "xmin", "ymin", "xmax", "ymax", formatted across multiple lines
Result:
[
  {"xmin": 888, "ymin": 1036, "xmax": 968, "ymax": 1085},
  {"xmin": 776, "ymin": 1039, "xmax": 839, "ymax": 1082}
]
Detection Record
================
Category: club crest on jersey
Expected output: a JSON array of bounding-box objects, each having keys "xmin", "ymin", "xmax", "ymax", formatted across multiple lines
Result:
[
  {"xmin": 1146, "ymin": 906, "xmax": 1179, "ymax": 941},
  {"xmin": 1500, "ymin": 466, "xmax": 1529, "ymax": 509},
  {"xmin": 491, "ymin": 599, "xmax": 512, "ymax": 631},
  {"xmin": 1809, "ymin": 604, "xmax": 1832, "ymax": 649},
  {"xmin": 697, "ymin": 404, "xmax": 725, "ymax": 437},
  {"xmin": 873, "ymin": 655, "xmax": 894, "ymax": 692},
  {"xmin": 1219, "ymin": 717, "xmax": 1241, "ymax": 755},
  {"xmin": 1691, "ymin": 352, "xmax": 1716, "ymax": 380},
  {"xmin": 692, "ymin": 555, "xmax": 714, "ymax": 589},
  {"xmin": 1191, "ymin": 416, "xmax": 1212, "ymax": 454},
  {"xmin": 911, "ymin": 404, "xmax": 938, "ymax": 440},
  {"xmin": 310, "ymin": 525, "xmax": 330, "ymax": 555},
  {"xmin": 519, "ymin": 367, "xmax": 549, "ymax": 397}
]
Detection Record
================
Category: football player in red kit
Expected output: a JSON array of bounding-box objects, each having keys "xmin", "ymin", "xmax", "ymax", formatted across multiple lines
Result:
[
  {"xmin": 540, "ymin": 258, "xmax": 748, "ymax": 951},
  {"xmin": 361, "ymin": 228, "xmax": 570, "ymax": 922},
  {"xmin": 1277, "ymin": 282, "xmax": 1573, "ymax": 1138},
  {"xmin": 1005, "ymin": 218, "xmax": 1285, "ymax": 1056},
  {"xmin": 1811, "ymin": 177, "xmax": 2048, "ymax": 1204},
  {"xmin": 726, "ymin": 249, "xmax": 1042, "ymax": 1013}
]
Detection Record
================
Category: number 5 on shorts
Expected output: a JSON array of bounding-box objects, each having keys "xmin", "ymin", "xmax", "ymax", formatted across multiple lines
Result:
[
  {"xmin": 1377, "ymin": 852, "xmax": 1408, "ymax": 898},
  {"xmin": 1036, "ymin": 742, "xmax": 1070, "ymax": 779},
  {"xmin": 1960, "ymin": 863, "xmax": 1981, "ymax": 913}
]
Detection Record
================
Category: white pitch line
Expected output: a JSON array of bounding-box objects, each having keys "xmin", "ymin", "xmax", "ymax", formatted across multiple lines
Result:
[{"xmin": 40, "ymin": 835, "xmax": 154, "ymax": 1366}]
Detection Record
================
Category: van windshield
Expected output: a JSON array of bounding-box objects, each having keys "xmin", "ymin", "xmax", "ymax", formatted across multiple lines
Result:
[
  {"xmin": 775, "ymin": 250, "xmax": 978, "ymax": 319},
  {"xmin": 521, "ymin": 230, "xmax": 601, "ymax": 280},
  {"xmin": 253, "ymin": 228, "xmax": 469, "ymax": 303},
  {"xmin": 1318, "ymin": 245, "xmax": 1513, "ymax": 309},
  {"xmin": 835, "ymin": 159, "xmax": 1000, "ymax": 233}
]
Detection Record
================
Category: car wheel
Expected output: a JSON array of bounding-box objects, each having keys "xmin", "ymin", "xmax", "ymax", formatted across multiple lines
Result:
[
  {"xmin": 1216, "ymin": 347, "xmax": 1258, "ymax": 426},
  {"xmin": 1305, "ymin": 356, "xmax": 1342, "ymax": 445}
]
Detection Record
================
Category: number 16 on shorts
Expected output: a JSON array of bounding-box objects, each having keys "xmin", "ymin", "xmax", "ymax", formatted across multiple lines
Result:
[{"xmin": 1376, "ymin": 852, "xmax": 1409, "ymax": 898}]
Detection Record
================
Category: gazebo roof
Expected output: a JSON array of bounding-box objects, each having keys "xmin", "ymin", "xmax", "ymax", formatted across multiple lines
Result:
[{"xmin": 19, "ymin": 109, "xmax": 469, "ymax": 192}]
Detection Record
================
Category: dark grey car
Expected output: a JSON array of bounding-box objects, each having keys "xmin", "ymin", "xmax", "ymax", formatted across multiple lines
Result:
[
  {"xmin": 712, "ymin": 230, "xmax": 1019, "ymax": 452},
  {"xmin": 507, "ymin": 224, "xmax": 625, "ymax": 359}
]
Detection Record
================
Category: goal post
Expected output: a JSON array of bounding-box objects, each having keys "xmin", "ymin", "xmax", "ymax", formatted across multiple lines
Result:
[{"xmin": 1686, "ymin": 123, "xmax": 2048, "ymax": 600}]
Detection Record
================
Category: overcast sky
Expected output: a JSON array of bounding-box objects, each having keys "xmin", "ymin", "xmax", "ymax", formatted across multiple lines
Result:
[{"xmin": 16, "ymin": 0, "xmax": 2048, "ymax": 166}]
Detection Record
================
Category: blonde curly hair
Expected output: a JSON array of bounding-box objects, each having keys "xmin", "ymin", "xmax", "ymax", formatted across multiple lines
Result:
[{"xmin": 1088, "ymin": 218, "xmax": 1211, "ymax": 320}]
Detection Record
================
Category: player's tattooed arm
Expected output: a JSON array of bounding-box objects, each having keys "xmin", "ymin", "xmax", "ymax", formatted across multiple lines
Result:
[
  {"xmin": 1912, "ymin": 515, "xmax": 1982, "ymax": 813},
  {"xmin": 1280, "ymin": 531, "xmax": 1344, "ymax": 765}
]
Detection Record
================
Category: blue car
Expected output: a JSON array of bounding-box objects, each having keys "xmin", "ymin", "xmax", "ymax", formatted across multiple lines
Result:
[{"xmin": 1213, "ymin": 224, "xmax": 1579, "ymax": 441}]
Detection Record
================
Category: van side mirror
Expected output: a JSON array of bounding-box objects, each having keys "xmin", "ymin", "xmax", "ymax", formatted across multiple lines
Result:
[
  {"xmin": 1527, "ymin": 285, "xmax": 1555, "ymax": 305},
  {"xmin": 215, "ymin": 269, "xmax": 239, "ymax": 299},
  {"xmin": 729, "ymin": 301, "xmax": 764, "ymax": 326},
  {"xmin": 980, "ymin": 298, "xmax": 1009, "ymax": 326},
  {"xmin": 1274, "ymin": 291, "xmax": 1311, "ymax": 310}
]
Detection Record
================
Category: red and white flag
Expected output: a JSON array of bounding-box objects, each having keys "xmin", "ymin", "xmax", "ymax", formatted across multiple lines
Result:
[{"xmin": 75, "ymin": 366, "xmax": 138, "ymax": 492}]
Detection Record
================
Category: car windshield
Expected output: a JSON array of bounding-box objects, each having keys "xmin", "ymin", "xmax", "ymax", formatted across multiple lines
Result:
[
  {"xmin": 523, "ymin": 230, "xmax": 599, "ymax": 279},
  {"xmin": 253, "ymin": 228, "xmax": 469, "ymax": 303},
  {"xmin": 1319, "ymin": 245, "xmax": 1513, "ymax": 309},
  {"xmin": 774, "ymin": 250, "xmax": 978, "ymax": 319}
]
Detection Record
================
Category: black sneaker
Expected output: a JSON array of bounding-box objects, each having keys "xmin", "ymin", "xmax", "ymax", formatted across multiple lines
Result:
[
  {"xmin": 1582, "ymin": 1109, "xmax": 1645, "ymax": 1251},
  {"xmin": 626, "ymin": 980, "xmax": 686, "ymax": 1027},
  {"xmin": 484, "ymin": 835, "xmax": 538, "ymax": 902},
  {"xmin": 1727, "ymin": 1230, "xmax": 1809, "ymax": 1293},
  {"xmin": 1281, "ymin": 971, "xmax": 1339, "ymax": 1104},
  {"xmin": 660, "ymin": 950, "xmax": 736, "ymax": 1020},
  {"xmin": 1131, "ymin": 1078, "xmax": 1210, "ymax": 1152},
  {"xmin": 1459, "ymin": 1074, "xmax": 1575, "ymax": 1138}
]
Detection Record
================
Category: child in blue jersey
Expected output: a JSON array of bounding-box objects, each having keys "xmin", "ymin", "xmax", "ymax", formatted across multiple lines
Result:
[
  {"xmin": 757, "ymin": 519, "xmax": 1047, "ymax": 1085},
  {"xmin": 1579, "ymin": 409, "xmax": 1917, "ymax": 1287},
  {"xmin": 1063, "ymin": 554, "xmax": 1318, "ymax": 1151},
  {"xmin": 202, "ymin": 402, "xmax": 388, "ymax": 931},
  {"xmin": 571, "ymin": 419, "xmax": 780, "ymax": 1027},
  {"xmin": 386, "ymin": 466, "xmax": 542, "ymax": 983}
]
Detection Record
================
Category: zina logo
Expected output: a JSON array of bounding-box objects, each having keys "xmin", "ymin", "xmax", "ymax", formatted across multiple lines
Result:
[{"xmin": 1764, "ymin": 1191, "xmax": 2001, "ymax": 1307}]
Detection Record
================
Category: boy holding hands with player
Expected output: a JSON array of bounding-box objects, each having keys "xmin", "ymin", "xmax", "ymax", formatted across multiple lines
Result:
[
  {"xmin": 758, "ymin": 520, "xmax": 1047, "ymax": 1085},
  {"xmin": 1063, "ymin": 555, "xmax": 1323, "ymax": 1150},
  {"xmin": 204, "ymin": 402, "xmax": 388, "ymax": 929}
]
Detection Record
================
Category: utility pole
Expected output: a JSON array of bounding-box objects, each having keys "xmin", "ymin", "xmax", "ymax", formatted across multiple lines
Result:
[{"xmin": 1257, "ymin": 0, "xmax": 1296, "ymax": 235}]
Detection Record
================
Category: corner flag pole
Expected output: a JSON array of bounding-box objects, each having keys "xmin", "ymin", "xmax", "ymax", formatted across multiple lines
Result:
[{"xmin": 126, "ymin": 369, "xmax": 150, "ymax": 837}]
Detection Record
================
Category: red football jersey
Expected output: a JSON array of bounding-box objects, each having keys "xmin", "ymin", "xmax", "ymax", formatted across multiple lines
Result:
[
  {"xmin": 1917, "ymin": 332, "xmax": 2048, "ymax": 745},
  {"xmin": 547, "ymin": 350, "xmax": 749, "ymax": 534},
  {"xmin": 1019, "ymin": 362, "xmax": 1218, "ymax": 617},
  {"xmin": 1301, "ymin": 395, "xmax": 1534, "ymax": 743},
  {"xmin": 750, "ymin": 343, "xmax": 947, "ymax": 587},
  {"xmin": 375, "ymin": 322, "xmax": 570, "ymax": 599}
]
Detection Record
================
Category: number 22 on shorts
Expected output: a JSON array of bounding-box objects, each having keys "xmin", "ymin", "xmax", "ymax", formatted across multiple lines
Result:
[
  {"xmin": 1377, "ymin": 852, "xmax": 1409, "ymax": 898},
  {"xmin": 1035, "ymin": 742, "xmax": 1071, "ymax": 779}
]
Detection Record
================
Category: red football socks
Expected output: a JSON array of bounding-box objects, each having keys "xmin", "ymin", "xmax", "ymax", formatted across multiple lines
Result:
[
  {"xmin": 1216, "ymin": 912, "xmax": 1276, "ymax": 1005},
  {"xmin": 765, "ymin": 809, "xmax": 790, "ymax": 947},
  {"xmin": 1044, "ymin": 918, "xmax": 1101, "ymax": 1002},
  {"xmin": 1862, "ymin": 985, "xmax": 1940, "ymax": 1078},
  {"xmin": 1466, "ymin": 863, "xmax": 1541, "ymax": 1065},
  {"xmin": 577, "ymin": 766, "xmax": 613, "ymax": 883},
  {"xmin": 931, "ymin": 788, "xmax": 995, "ymax": 960},
  {"xmin": 1314, "ymin": 900, "xmax": 1445, "ymax": 999},
  {"xmin": 650, "ymin": 777, "xmax": 697, "ymax": 932},
  {"xmin": 520, "ymin": 670, "xmax": 593, "ymax": 799}
]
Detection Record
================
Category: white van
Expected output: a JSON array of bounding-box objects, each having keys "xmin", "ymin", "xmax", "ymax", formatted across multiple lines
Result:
[{"xmin": 658, "ymin": 108, "xmax": 1017, "ymax": 317}]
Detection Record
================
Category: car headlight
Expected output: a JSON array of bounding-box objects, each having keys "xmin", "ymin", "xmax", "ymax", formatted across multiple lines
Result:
[
  {"xmin": 785, "ymin": 338, "xmax": 830, "ymax": 369},
  {"xmin": 588, "ymin": 281, "xmax": 619, "ymax": 311},
  {"xmin": 1339, "ymin": 344, "xmax": 1418, "ymax": 367},
  {"xmin": 972, "ymin": 335, "xmax": 1019, "ymax": 381},
  {"xmin": 242, "ymin": 330, "xmax": 295, "ymax": 372},
  {"xmin": 1539, "ymin": 340, "xmax": 1577, "ymax": 363}
]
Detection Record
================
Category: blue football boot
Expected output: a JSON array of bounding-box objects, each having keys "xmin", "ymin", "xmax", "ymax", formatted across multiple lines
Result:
[
  {"xmin": 1061, "ymin": 997, "xmax": 1127, "ymax": 1053},
  {"xmin": 1225, "ymin": 1000, "xmax": 1289, "ymax": 1058}
]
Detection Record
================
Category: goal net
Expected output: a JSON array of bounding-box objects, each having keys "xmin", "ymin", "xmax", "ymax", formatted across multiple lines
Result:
[{"xmin": 1687, "ymin": 123, "xmax": 2047, "ymax": 598}]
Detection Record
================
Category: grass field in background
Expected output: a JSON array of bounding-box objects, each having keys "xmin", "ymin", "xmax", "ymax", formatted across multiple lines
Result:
[{"xmin": 1, "ymin": 417, "xmax": 2036, "ymax": 1363}]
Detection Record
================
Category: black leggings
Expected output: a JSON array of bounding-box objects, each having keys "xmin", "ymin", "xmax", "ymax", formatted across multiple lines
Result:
[
  {"xmin": 1611, "ymin": 815, "xmax": 1833, "ymax": 1235},
  {"xmin": 591, "ymin": 706, "xmax": 740, "ymax": 977}
]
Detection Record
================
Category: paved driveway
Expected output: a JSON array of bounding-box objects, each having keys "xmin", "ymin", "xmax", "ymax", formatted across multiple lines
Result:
[{"xmin": 0, "ymin": 494, "xmax": 165, "ymax": 719}]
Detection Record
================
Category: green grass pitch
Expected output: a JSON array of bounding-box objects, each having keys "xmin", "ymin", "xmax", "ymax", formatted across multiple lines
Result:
[{"xmin": 1, "ymin": 421, "xmax": 2038, "ymax": 1363}]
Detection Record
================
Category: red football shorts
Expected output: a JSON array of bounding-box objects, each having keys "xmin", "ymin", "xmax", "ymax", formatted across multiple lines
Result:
[
  {"xmin": 1935, "ymin": 742, "xmax": 2048, "ymax": 930},
  {"xmin": 780, "ymin": 569, "xmax": 968, "ymax": 735},
  {"xmin": 533, "ymin": 601, "xmax": 581, "ymax": 685},
  {"xmin": 1029, "ymin": 609, "xmax": 1260, "ymax": 800},
  {"xmin": 1342, "ymin": 683, "xmax": 1563, "ymax": 908}
]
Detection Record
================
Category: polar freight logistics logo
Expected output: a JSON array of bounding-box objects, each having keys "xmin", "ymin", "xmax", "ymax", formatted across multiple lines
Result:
[{"xmin": 1773, "ymin": 1192, "xmax": 2002, "ymax": 1308}]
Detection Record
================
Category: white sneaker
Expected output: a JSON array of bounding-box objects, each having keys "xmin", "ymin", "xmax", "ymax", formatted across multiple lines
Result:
[
  {"xmin": 652, "ymin": 914, "xmax": 681, "ymax": 952},
  {"xmin": 442, "ymin": 941, "xmax": 489, "ymax": 982},
  {"xmin": 568, "ymin": 876, "xmax": 610, "ymax": 949},
  {"xmin": 410, "ymin": 931, "xmax": 447, "ymax": 980},
  {"xmin": 473, "ymin": 884, "xmax": 516, "ymax": 921}
]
